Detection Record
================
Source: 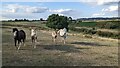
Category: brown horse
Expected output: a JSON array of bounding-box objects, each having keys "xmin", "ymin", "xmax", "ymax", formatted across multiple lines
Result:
[
  {"xmin": 52, "ymin": 30, "xmax": 57, "ymax": 43},
  {"xmin": 30, "ymin": 28, "xmax": 37, "ymax": 48},
  {"xmin": 13, "ymin": 28, "xmax": 26, "ymax": 50}
]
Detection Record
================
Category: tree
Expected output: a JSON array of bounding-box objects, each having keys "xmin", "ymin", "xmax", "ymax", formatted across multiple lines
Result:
[
  {"xmin": 24, "ymin": 19, "xmax": 28, "ymax": 21},
  {"xmin": 68, "ymin": 17, "xmax": 72, "ymax": 21},
  {"xmin": 15, "ymin": 19, "xmax": 18, "ymax": 21},
  {"xmin": 68, "ymin": 17, "xmax": 72, "ymax": 23},
  {"xmin": 40, "ymin": 18, "xmax": 44, "ymax": 21},
  {"xmin": 46, "ymin": 14, "xmax": 69, "ymax": 30}
]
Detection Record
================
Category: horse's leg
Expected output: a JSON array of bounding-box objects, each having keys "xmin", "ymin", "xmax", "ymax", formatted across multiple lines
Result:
[
  {"xmin": 18, "ymin": 40, "xmax": 22, "ymax": 50},
  {"xmin": 54, "ymin": 38, "xmax": 56, "ymax": 43},
  {"xmin": 34, "ymin": 38, "xmax": 36, "ymax": 48},
  {"xmin": 52, "ymin": 36, "xmax": 54, "ymax": 42},
  {"xmin": 14, "ymin": 39, "xmax": 17, "ymax": 49},
  {"xmin": 52, "ymin": 37, "xmax": 54, "ymax": 42},
  {"xmin": 31, "ymin": 37, "xmax": 34, "ymax": 48},
  {"xmin": 61, "ymin": 37, "xmax": 63, "ymax": 42},
  {"xmin": 63, "ymin": 36, "xmax": 66, "ymax": 44},
  {"xmin": 63, "ymin": 38, "xmax": 66, "ymax": 44},
  {"xmin": 31, "ymin": 36, "xmax": 34, "ymax": 43},
  {"xmin": 61, "ymin": 36, "xmax": 66, "ymax": 44},
  {"xmin": 53, "ymin": 37, "xmax": 55, "ymax": 42},
  {"xmin": 35, "ymin": 36, "xmax": 37, "ymax": 42},
  {"xmin": 23, "ymin": 39, "xmax": 25, "ymax": 46},
  {"xmin": 34, "ymin": 36, "xmax": 38, "ymax": 48},
  {"xmin": 54, "ymin": 37, "xmax": 57, "ymax": 44}
]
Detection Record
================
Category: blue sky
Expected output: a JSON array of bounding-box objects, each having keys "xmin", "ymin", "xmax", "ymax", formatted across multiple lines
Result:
[{"xmin": 0, "ymin": 1, "xmax": 119, "ymax": 20}]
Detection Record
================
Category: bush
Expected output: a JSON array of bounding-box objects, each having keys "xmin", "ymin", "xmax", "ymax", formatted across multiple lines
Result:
[
  {"xmin": 69, "ymin": 26, "xmax": 119, "ymax": 39},
  {"xmin": 96, "ymin": 31, "xmax": 119, "ymax": 39}
]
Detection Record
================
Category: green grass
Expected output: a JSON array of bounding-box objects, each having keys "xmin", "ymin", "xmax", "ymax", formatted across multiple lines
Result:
[
  {"xmin": 78, "ymin": 22, "xmax": 97, "ymax": 27},
  {"xmin": 70, "ymin": 21, "xmax": 120, "ymax": 30}
]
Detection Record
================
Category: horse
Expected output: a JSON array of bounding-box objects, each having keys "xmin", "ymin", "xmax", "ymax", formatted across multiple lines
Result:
[
  {"xmin": 30, "ymin": 28, "xmax": 37, "ymax": 48},
  {"xmin": 12, "ymin": 28, "xmax": 26, "ymax": 50},
  {"xmin": 51, "ymin": 30, "xmax": 57, "ymax": 43},
  {"xmin": 57, "ymin": 28, "xmax": 67, "ymax": 44}
]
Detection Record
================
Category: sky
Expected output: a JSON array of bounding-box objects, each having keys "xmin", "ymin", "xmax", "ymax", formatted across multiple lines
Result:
[{"xmin": 0, "ymin": 0, "xmax": 119, "ymax": 20}]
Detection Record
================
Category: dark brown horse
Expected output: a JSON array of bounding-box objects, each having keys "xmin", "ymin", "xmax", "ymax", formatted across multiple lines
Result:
[{"xmin": 13, "ymin": 28, "xmax": 26, "ymax": 50}]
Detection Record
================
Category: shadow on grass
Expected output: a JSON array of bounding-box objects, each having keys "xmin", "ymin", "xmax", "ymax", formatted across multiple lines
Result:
[
  {"xmin": 37, "ymin": 44, "xmax": 90, "ymax": 53},
  {"xmin": 71, "ymin": 41, "xmax": 108, "ymax": 46}
]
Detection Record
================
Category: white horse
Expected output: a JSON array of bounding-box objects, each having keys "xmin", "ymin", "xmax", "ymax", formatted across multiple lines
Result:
[
  {"xmin": 57, "ymin": 28, "xmax": 67, "ymax": 44},
  {"xmin": 51, "ymin": 30, "xmax": 57, "ymax": 43},
  {"xmin": 30, "ymin": 28, "xmax": 37, "ymax": 48}
]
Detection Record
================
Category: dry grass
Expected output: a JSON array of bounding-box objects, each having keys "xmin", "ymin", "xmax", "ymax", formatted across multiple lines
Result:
[{"xmin": 2, "ymin": 25, "xmax": 118, "ymax": 66}]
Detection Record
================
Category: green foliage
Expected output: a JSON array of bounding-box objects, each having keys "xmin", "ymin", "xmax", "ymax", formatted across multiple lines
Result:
[
  {"xmin": 70, "ymin": 21, "xmax": 97, "ymax": 27},
  {"xmin": 71, "ymin": 20, "xmax": 120, "ymax": 29},
  {"xmin": 69, "ymin": 26, "xmax": 119, "ymax": 39},
  {"xmin": 46, "ymin": 14, "xmax": 69, "ymax": 30},
  {"xmin": 96, "ymin": 21, "xmax": 120, "ymax": 29},
  {"xmin": 69, "ymin": 27, "xmax": 97, "ymax": 35},
  {"xmin": 96, "ymin": 31, "xmax": 120, "ymax": 39}
]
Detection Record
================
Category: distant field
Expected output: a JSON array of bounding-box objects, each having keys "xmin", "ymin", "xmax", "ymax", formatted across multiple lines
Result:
[
  {"xmin": 76, "ymin": 22, "xmax": 97, "ymax": 27},
  {"xmin": 69, "ymin": 21, "xmax": 119, "ymax": 39},
  {"xmin": 2, "ymin": 21, "xmax": 48, "ymax": 29},
  {"xmin": 74, "ymin": 21, "xmax": 120, "ymax": 29},
  {"xmin": 2, "ymin": 21, "xmax": 118, "ymax": 66}
]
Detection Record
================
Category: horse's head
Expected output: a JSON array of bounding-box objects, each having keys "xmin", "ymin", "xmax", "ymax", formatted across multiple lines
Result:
[
  {"xmin": 13, "ymin": 28, "xmax": 18, "ymax": 33},
  {"xmin": 12, "ymin": 28, "xmax": 18, "ymax": 37},
  {"xmin": 31, "ymin": 29, "xmax": 35, "ymax": 32}
]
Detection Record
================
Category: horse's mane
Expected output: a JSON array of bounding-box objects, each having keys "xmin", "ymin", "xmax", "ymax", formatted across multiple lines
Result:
[{"xmin": 13, "ymin": 28, "xmax": 18, "ymax": 32}]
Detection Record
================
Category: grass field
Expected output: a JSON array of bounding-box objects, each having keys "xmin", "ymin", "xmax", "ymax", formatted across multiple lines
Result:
[{"xmin": 2, "ymin": 22, "xmax": 118, "ymax": 66}]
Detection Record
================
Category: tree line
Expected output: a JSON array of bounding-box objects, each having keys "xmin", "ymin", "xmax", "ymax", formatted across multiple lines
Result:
[{"xmin": 2, "ymin": 18, "xmax": 46, "ymax": 22}]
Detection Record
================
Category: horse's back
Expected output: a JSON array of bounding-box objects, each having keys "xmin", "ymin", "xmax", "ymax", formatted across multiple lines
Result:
[
  {"xmin": 18, "ymin": 30, "xmax": 26, "ymax": 39},
  {"xmin": 59, "ymin": 29, "xmax": 66, "ymax": 36}
]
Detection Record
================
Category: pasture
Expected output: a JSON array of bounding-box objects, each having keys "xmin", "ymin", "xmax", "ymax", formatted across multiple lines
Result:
[{"xmin": 2, "ymin": 22, "xmax": 118, "ymax": 66}]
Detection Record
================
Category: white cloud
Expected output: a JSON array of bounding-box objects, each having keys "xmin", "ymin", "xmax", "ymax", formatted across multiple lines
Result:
[
  {"xmin": 26, "ymin": 7, "xmax": 48, "ymax": 13},
  {"xmin": 4, "ymin": 4, "xmax": 22, "ymax": 13},
  {"xmin": 5, "ymin": 8, "xmax": 19, "ymax": 13},
  {"xmin": 92, "ymin": 13, "xmax": 105, "ymax": 17},
  {"xmin": 2, "ymin": 4, "xmax": 79, "ymax": 20},
  {"xmin": 102, "ymin": 6, "xmax": 118, "ymax": 12},
  {"xmin": 49, "ymin": 9, "xmax": 82, "ymax": 19},
  {"xmin": 79, "ymin": 0, "xmax": 119, "ymax": 5},
  {"xmin": 3, "ymin": 4, "xmax": 48, "ymax": 13},
  {"xmin": 49, "ymin": 9, "xmax": 73, "ymax": 13},
  {"xmin": 92, "ymin": 5, "xmax": 118, "ymax": 17},
  {"xmin": 49, "ymin": 9, "xmax": 75, "ymax": 16},
  {"xmin": 96, "ymin": 0, "xmax": 119, "ymax": 5}
]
